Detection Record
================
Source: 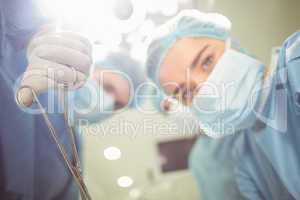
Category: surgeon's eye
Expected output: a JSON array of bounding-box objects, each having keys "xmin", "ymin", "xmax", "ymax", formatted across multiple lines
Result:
[
  {"xmin": 201, "ymin": 56, "xmax": 214, "ymax": 70},
  {"xmin": 172, "ymin": 85, "xmax": 181, "ymax": 97}
]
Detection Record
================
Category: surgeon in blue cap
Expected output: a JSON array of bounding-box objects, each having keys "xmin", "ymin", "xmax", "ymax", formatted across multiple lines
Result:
[
  {"xmin": 72, "ymin": 51, "xmax": 146, "ymax": 125},
  {"xmin": 152, "ymin": 91, "xmax": 245, "ymax": 200},
  {"xmin": 146, "ymin": 8, "xmax": 300, "ymax": 200}
]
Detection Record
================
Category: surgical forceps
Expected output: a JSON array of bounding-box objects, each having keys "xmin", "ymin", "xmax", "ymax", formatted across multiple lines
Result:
[{"xmin": 16, "ymin": 84, "xmax": 92, "ymax": 200}]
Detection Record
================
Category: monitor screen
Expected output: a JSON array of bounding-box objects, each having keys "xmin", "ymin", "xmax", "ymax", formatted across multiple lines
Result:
[{"xmin": 157, "ymin": 137, "xmax": 198, "ymax": 173}]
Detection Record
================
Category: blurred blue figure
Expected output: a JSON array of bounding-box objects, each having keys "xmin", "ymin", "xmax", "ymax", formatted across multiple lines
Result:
[
  {"xmin": 0, "ymin": 0, "xmax": 79, "ymax": 199},
  {"xmin": 146, "ymin": 10, "xmax": 245, "ymax": 200},
  {"xmin": 0, "ymin": 1, "xmax": 146, "ymax": 199},
  {"xmin": 72, "ymin": 51, "xmax": 146, "ymax": 125}
]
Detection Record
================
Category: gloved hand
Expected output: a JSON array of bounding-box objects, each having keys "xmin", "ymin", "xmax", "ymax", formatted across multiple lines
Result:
[{"xmin": 17, "ymin": 27, "xmax": 92, "ymax": 107}]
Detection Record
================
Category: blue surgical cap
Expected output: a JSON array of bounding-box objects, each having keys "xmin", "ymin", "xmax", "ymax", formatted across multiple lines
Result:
[
  {"xmin": 95, "ymin": 51, "xmax": 147, "ymax": 108},
  {"xmin": 146, "ymin": 9, "xmax": 232, "ymax": 87}
]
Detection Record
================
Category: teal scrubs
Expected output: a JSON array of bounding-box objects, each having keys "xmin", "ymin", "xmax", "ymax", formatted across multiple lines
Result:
[
  {"xmin": 189, "ymin": 135, "xmax": 245, "ymax": 200},
  {"xmin": 234, "ymin": 31, "xmax": 300, "ymax": 199}
]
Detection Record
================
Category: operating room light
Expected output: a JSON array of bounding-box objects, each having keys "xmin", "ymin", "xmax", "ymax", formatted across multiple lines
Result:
[
  {"xmin": 110, "ymin": 0, "xmax": 147, "ymax": 34},
  {"xmin": 178, "ymin": 0, "xmax": 191, "ymax": 4},
  {"xmin": 139, "ymin": 19, "xmax": 156, "ymax": 36},
  {"xmin": 126, "ymin": 19, "xmax": 155, "ymax": 46},
  {"xmin": 161, "ymin": 0, "xmax": 179, "ymax": 16},
  {"xmin": 130, "ymin": 42, "xmax": 147, "ymax": 62},
  {"xmin": 146, "ymin": 0, "xmax": 162, "ymax": 14},
  {"xmin": 117, "ymin": 176, "xmax": 134, "ymax": 188},
  {"xmin": 38, "ymin": 0, "xmax": 147, "ymax": 42},
  {"xmin": 104, "ymin": 146, "xmax": 122, "ymax": 160}
]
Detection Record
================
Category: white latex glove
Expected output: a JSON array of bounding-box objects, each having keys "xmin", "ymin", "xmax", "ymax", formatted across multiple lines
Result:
[{"xmin": 17, "ymin": 27, "xmax": 92, "ymax": 107}]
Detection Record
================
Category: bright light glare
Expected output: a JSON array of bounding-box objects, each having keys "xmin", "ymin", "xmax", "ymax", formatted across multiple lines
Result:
[
  {"xmin": 126, "ymin": 19, "xmax": 155, "ymax": 45},
  {"xmin": 104, "ymin": 146, "xmax": 122, "ymax": 160},
  {"xmin": 38, "ymin": 0, "xmax": 109, "ymax": 24},
  {"xmin": 38, "ymin": 0, "xmax": 61, "ymax": 19},
  {"xmin": 38, "ymin": 0, "xmax": 146, "ymax": 40},
  {"xmin": 178, "ymin": 0, "xmax": 191, "ymax": 4},
  {"xmin": 110, "ymin": 0, "xmax": 147, "ymax": 34},
  {"xmin": 118, "ymin": 176, "xmax": 134, "ymax": 188},
  {"xmin": 161, "ymin": 0, "xmax": 179, "ymax": 16},
  {"xmin": 126, "ymin": 32, "xmax": 141, "ymax": 45},
  {"xmin": 146, "ymin": 0, "xmax": 180, "ymax": 15},
  {"xmin": 86, "ymin": 29, "xmax": 123, "ymax": 47},
  {"xmin": 139, "ymin": 19, "xmax": 155, "ymax": 36},
  {"xmin": 146, "ymin": 0, "xmax": 161, "ymax": 14},
  {"xmin": 130, "ymin": 43, "xmax": 147, "ymax": 63}
]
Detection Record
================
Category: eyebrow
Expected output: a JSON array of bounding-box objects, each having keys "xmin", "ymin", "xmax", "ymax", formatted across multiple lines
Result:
[
  {"xmin": 170, "ymin": 45, "xmax": 209, "ymax": 96},
  {"xmin": 189, "ymin": 44, "xmax": 209, "ymax": 69}
]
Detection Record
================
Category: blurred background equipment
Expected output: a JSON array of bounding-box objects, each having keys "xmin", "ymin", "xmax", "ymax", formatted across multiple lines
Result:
[{"xmin": 157, "ymin": 137, "xmax": 198, "ymax": 173}]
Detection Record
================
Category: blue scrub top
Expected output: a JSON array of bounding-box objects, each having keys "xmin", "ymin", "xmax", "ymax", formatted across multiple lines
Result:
[
  {"xmin": 234, "ymin": 31, "xmax": 300, "ymax": 200},
  {"xmin": 0, "ymin": 1, "xmax": 78, "ymax": 199},
  {"xmin": 189, "ymin": 135, "xmax": 245, "ymax": 200}
]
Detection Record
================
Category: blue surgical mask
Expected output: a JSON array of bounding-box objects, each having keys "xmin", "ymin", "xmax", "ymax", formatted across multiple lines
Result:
[
  {"xmin": 191, "ymin": 49, "xmax": 264, "ymax": 138},
  {"xmin": 167, "ymin": 99, "xmax": 201, "ymax": 136}
]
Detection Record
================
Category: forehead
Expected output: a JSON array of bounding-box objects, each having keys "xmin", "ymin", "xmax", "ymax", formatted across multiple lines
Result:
[
  {"xmin": 158, "ymin": 38, "xmax": 203, "ymax": 94},
  {"xmin": 97, "ymin": 69, "xmax": 129, "ymax": 89},
  {"xmin": 162, "ymin": 38, "xmax": 202, "ymax": 65}
]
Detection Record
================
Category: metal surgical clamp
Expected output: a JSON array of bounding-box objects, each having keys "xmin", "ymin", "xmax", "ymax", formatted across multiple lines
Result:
[{"xmin": 16, "ymin": 83, "xmax": 92, "ymax": 200}]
